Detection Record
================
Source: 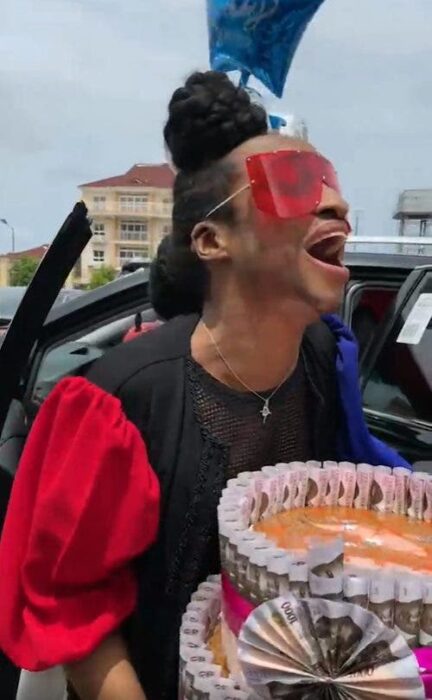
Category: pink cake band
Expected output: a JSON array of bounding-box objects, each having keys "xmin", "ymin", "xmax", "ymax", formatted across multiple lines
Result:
[
  {"xmin": 221, "ymin": 573, "xmax": 255, "ymax": 636},
  {"xmin": 414, "ymin": 648, "xmax": 432, "ymax": 697}
]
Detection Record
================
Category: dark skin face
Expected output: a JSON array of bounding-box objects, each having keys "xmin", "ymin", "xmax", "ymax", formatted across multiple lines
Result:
[{"xmin": 192, "ymin": 133, "xmax": 350, "ymax": 323}]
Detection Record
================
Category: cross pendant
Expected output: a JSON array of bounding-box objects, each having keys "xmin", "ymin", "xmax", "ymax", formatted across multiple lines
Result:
[{"xmin": 261, "ymin": 400, "xmax": 271, "ymax": 425}]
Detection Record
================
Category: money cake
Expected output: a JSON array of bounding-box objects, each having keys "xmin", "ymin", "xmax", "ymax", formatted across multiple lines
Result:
[{"xmin": 179, "ymin": 462, "xmax": 432, "ymax": 699}]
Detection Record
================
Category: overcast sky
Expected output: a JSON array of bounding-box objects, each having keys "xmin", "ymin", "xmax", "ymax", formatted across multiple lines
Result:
[{"xmin": 1, "ymin": 0, "xmax": 431, "ymax": 253}]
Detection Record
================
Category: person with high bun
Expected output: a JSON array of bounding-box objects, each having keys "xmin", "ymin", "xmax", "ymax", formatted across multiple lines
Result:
[{"xmin": 0, "ymin": 71, "xmax": 409, "ymax": 700}]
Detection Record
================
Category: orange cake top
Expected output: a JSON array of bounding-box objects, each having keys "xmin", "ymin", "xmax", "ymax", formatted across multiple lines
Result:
[{"xmin": 254, "ymin": 507, "xmax": 432, "ymax": 575}]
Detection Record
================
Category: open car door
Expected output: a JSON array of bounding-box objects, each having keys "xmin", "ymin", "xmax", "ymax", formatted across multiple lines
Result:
[
  {"xmin": 0, "ymin": 202, "xmax": 91, "ymax": 698},
  {"xmin": 0, "ymin": 201, "xmax": 92, "ymax": 507},
  {"xmin": 360, "ymin": 265, "xmax": 432, "ymax": 468}
]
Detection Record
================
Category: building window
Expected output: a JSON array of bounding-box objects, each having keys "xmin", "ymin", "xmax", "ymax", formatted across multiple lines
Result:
[
  {"xmin": 93, "ymin": 223, "xmax": 105, "ymax": 238},
  {"xmin": 93, "ymin": 250, "xmax": 105, "ymax": 264},
  {"xmin": 119, "ymin": 194, "xmax": 149, "ymax": 213},
  {"xmin": 162, "ymin": 224, "xmax": 171, "ymax": 235},
  {"xmin": 118, "ymin": 248, "xmax": 149, "ymax": 265},
  {"xmin": 162, "ymin": 197, "xmax": 172, "ymax": 214},
  {"xmin": 120, "ymin": 221, "xmax": 148, "ymax": 241},
  {"xmin": 93, "ymin": 195, "xmax": 106, "ymax": 211}
]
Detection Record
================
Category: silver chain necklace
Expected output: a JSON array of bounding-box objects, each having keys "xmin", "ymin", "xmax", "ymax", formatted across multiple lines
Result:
[{"xmin": 201, "ymin": 321, "xmax": 293, "ymax": 425}]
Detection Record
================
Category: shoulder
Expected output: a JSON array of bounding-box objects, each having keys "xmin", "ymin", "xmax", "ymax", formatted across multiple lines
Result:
[
  {"xmin": 40, "ymin": 374, "xmax": 123, "ymax": 420},
  {"xmin": 86, "ymin": 314, "xmax": 199, "ymax": 396}
]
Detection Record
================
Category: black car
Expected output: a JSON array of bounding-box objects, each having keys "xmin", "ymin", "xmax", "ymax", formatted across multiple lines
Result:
[
  {"xmin": 0, "ymin": 205, "xmax": 431, "ymax": 697},
  {"xmin": 1, "ymin": 210, "xmax": 431, "ymax": 479},
  {"xmin": 0, "ymin": 286, "xmax": 84, "ymax": 340}
]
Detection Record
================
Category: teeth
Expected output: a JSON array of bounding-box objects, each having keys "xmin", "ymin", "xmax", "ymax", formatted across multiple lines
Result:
[
  {"xmin": 311, "ymin": 233, "xmax": 346, "ymax": 247},
  {"xmin": 309, "ymin": 236, "xmax": 345, "ymax": 255},
  {"xmin": 306, "ymin": 233, "xmax": 347, "ymax": 266}
]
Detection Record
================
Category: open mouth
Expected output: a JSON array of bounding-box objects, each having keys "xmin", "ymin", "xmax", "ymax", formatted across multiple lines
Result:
[{"xmin": 306, "ymin": 233, "xmax": 347, "ymax": 269}]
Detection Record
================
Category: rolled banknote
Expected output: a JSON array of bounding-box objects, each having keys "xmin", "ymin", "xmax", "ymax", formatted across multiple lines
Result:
[
  {"xmin": 393, "ymin": 466, "xmax": 411, "ymax": 516},
  {"xmin": 423, "ymin": 478, "xmax": 432, "ymax": 524},
  {"xmin": 324, "ymin": 461, "xmax": 341, "ymax": 507},
  {"xmin": 370, "ymin": 467, "xmax": 396, "ymax": 513},
  {"xmin": 369, "ymin": 575, "xmax": 395, "ymax": 629},
  {"xmin": 179, "ymin": 647, "xmax": 214, "ymax": 683},
  {"xmin": 305, "ymin": 466, "xmax": 329, "ymax": 508},
  {"xmin": 294, "ymin": 464, "xmax": 309, "ymax": 508},
  {"xmin": 265, "ymin": 553, "xmax": 292, "ymax": 600},
  {"xmin": 184, "ymin": 662, "xmax": 222, "ymax": 700},
  {"xmin": 407, "ymin": 473, "xmax": 429, "ymax": 521},
  {"xmin": 309, "ymin": 571, "xmax": 343, "ymax": 601},
  {"xmin": 394, "ymin": 576, "xmax": 423, "ymax": 648},
  {"xmin": 308, "ymin": 538, "xmax": 344, "ymax": 579},
  {"xmin": 289, "ymin": 562, "xmax": 309, "ymax": 599},
  {"xmin": 354, "ymin": 463, "xmax": 374, "ymax": 510},
  {"xmin": 280, "ymin": 468, "xmax": 299, "ymax": 511},
  {"xmin": 257, "ymin": 475, "xmax": 279, "ymax": 520},
  {"xmin": 420, "ymin": 580, "xmax": 432, "ymax": 647},
  {"xmin": 262, "ymin": 466, "xmax": 285, "ymax": 513},
  {"xmin": 343, "ymin": 574, "xmax": 369, "ymax": 609},
  {"xmin": 338, "ymin": 462, "xmax": 356, "ymax": 507}
]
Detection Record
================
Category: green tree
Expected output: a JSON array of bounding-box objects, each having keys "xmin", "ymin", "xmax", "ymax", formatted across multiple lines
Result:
[
  {"xmin": 9, "ymin": 257, "xmax": 39, "ymax": 286},
  {"xmin": 88, "ymin": 265, "xmax": 117, "ymax": 289}
]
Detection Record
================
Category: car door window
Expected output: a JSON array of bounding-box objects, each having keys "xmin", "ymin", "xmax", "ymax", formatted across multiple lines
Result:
[
  {"xmin": 29, "ymin": 308, "xmax": 157, "ymax": 407},
  {"xmin": 362, "ymin": 274, "xmax": 432, "ymax": 424},
  {"xmin": 344, "ymin": 283, "xmax": 398, "ymax": 359}
]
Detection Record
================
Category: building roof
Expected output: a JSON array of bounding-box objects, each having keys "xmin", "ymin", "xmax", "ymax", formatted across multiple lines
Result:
[
  {"xmin": 80, "ymin": 163, "xmax": 175, "ymax": 189},
  {"xmin": 0, "ymin": 245, "xmax": 49, "ymax": 260}
]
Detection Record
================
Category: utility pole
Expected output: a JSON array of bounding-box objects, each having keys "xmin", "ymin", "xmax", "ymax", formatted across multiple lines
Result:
[
  {"xmin": 353, "ymin": 209, "xmax": 363, "ymax": 237},
  {"xmin": 0, "ymin": 218, "xmax": 15, "ymax": 253}
]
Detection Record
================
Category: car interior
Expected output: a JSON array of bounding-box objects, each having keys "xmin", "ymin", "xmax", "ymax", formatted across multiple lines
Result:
[
  {"xmin": 349, "ymin": 287, "xmax": 398, "ymax": 360},
  {"xmin": 24, "ymin": 284, "xmax": 400, "ymax": 414},
  {"xmin": 29, "ymin": 306, "xmax": 159, "ymax": 408}
]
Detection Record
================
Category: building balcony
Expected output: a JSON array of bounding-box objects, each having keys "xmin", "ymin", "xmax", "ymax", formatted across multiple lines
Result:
[
  {"xmin": 114, "ymin": 236, "xmax": 149, "ymax": 244},
  {"xmin": 87, "ymin": 203, "xmax": 172, "ymax": 218}
]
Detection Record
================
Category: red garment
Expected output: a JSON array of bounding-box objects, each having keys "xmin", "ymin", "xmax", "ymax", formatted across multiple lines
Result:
[
  {"xmin": 123, "ymin": 321, "xmax": 161, "ymax": 343},
  {"xmin": 0, "ymin": 377, "xmax": 160, "ymax": 671}
]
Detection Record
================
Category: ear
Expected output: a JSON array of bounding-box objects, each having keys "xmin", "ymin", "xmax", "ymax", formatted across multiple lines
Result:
[{"xmin": 190, "ymin": 221, "xmax": 230, "ymax": 262}]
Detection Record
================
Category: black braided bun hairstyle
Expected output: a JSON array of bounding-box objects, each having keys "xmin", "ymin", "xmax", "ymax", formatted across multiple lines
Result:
[
  {"xmin": 164, "ymin": 71, "xmax": 268, "ymax": 173},
  {"xmin": 150, "ymin": 71, "xmax": 268, "ymax": 320}
]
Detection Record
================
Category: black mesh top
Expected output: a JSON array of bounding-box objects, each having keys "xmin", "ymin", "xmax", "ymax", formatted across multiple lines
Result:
[{"xmin": 186, "ymin": 352, "xmax": 314, "ymax": 479}]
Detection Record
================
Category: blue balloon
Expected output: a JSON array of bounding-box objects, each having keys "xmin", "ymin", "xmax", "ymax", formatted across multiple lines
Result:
[{"xmin": 207, "ymin": 0, "xmax": 326, "ymax": 98}]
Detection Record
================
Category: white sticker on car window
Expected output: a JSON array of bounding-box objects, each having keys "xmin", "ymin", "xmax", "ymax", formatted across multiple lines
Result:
[{"xmin": 397, "ymin": 293, "xmax": 432, "ymax": 345}]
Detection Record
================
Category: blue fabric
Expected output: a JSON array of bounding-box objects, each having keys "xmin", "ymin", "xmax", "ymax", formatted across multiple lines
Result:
[
  {"xmin": 207, "ymin": 0, "xmax": 326, "ymax": 98},
  {"xmin": 322, "ymin": 314, "xmax": 412, "ymax": 469}
]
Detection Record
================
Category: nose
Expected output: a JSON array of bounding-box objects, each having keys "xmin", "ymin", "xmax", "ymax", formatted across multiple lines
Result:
[{"xmin": 316, "ymin": 184, "xmax": 349, "ymax": 221}]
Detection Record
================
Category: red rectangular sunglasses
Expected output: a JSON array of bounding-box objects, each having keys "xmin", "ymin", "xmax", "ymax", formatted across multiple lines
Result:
[
  {"xmin": 206, "ymin": 150, "xmax": 341, "ymax": 220},
  {"xmin": 246, "ymin": 150, "xmax": 341, "ymax": 219}
]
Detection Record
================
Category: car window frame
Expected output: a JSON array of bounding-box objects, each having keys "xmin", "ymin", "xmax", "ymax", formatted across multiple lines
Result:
[
  {"xmin": 0, "ymin": 204, "xmax": 92, "ymax": 432},
  {"xmin": 342, "ymin": 280, "xmax": 399, "ymax": 326},
  {"xmin": 360, "ymin": 266, "xmax": 432, "ymax": 430}
]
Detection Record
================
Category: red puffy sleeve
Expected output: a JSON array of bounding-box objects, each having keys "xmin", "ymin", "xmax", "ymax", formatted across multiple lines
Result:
[{"xmin": 0, "ymin": 377, "xmax": 160, "ymax": 671}]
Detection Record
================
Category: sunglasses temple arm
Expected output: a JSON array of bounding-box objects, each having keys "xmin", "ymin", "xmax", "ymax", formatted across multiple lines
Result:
[{"xmin": 205, "ymin": 184, "xmax": 251, "ymax": 219}]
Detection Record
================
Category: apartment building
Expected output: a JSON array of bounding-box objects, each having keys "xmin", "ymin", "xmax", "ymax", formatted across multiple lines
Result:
[{"xmin": 77, "ymin": 163, "xmax": 174, "ymax": 284}]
